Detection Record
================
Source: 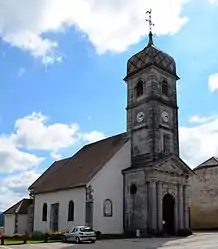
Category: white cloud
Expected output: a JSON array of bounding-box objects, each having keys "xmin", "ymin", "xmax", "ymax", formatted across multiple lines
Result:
[
  {"xmin": 180, "ymin": 116, "xmax": 218, "ymax": 167},
  {"xmin": 82, "ymin": 130, "xmax": 106, "ymax": 143},
  {"xmin": 11, "ymin": 112, "xmax": 81, "ymax": 151},
  {"xmin": 0, "ymin": 0, "xmax": 190, "ymax": 64},
  {"xmin": 208, "ymin": 0, "xmax": 218, "ymax": 3},
  {"xmin": 50, "ymin": 152, "xmax": 62, "ymax": 160},
  {"xmin": 0, "ymin": 136, "xmax": 43, "ymax": 173},
  {"xmin": 189, "ymin": 115, "xmax": 218, "ymax": 124},
  {"xmin": 0, "ymin": 112, "xmax": 105, "ymax": 173},
  {"xmin": 1, "ymin": 170, "xmax": 40, "ymax": 195},
  {"xmin": 18, "ymin": 67, "xmax": 26, "ymax": 77},
  {"xmin": 0, "ymin": 170, "xmax": 40, "ymax": 211},
  {"xmin": 11, "ymin": 112, "xmax": 106, "ymax": 150},
  {"xmin": 209, "ymin": 73, "xmax": 218, "ymax": 92}
]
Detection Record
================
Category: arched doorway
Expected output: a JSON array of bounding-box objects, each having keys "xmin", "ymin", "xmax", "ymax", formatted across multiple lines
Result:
[{"xmin": 162, "ymin": 194, "xmax": 175, "ymax": 235}]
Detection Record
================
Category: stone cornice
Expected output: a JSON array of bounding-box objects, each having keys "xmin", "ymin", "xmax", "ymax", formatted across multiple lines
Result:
[{"xmin": 126, "ymin": 95, "xmax": 178, "ymax": 110}]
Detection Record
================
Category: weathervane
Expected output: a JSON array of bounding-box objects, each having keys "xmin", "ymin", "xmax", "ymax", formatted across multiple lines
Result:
[{"xmin": 146, "ymin": 9, "xmax": 154, "ymax": 33}]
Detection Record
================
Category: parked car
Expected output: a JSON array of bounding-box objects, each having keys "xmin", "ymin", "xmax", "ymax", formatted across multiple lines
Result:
[{"xmin": 62, "ymin": 226, "xmax": 96, "ymax": 244}]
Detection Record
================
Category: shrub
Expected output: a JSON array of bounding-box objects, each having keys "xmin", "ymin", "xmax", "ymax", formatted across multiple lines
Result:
[
  {"xmin": 3, "ymin": 234, "xmax": 24, "ymax": 239},
  {"xmin": 44, "ymin": 231, "xmax": 64, "ymax": 240},
  {"xmin": 30, "ymin": 231, "xmax": 44, "ymax": 240}
]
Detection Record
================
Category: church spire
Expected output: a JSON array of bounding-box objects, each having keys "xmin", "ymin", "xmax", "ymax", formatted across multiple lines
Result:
[
  {"xmin": 146, "ymin": 9, "xmax": 154, "ymax": 46},
  {"xmin": 148, "ymin": 31, "xmax": 154, "ymax": 46}
]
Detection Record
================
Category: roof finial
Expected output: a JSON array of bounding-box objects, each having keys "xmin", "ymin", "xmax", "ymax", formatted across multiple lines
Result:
[{"xmin": 146, "ymin": 9, "xmax": 155, "ymax": 46}]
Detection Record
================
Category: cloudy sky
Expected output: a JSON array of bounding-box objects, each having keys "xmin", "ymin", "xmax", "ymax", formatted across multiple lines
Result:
[{"xmin": 0, "ymin": 0, "xmax": 218, "ymax": 211}]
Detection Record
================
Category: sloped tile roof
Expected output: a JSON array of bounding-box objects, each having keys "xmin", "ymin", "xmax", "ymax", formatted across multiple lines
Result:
[
  {"xmin": 29, "ymin": 132, "xmax": 128, "ymax": 194},
  {"xmin": 194, "ymin": 157, "xmax": 218, "ymax": 171},
  {"xmin": 4, "ymin": 198, "xmax": 33, "ymax": 214}
]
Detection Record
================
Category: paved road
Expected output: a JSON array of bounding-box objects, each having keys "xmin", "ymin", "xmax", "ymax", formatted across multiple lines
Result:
[
  {"xmin": 1, "ymin": 232, "xmax": 218, "ymax": 249},
  {"xmin": 0, "ymin": 242, "xmax": 71, "ymax": 249}
]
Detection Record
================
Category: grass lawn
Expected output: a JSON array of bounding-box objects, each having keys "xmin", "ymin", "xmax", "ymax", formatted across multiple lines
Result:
[{"xmin": 4, "ymin": 239, "xmax": 61, "ymax": 245}]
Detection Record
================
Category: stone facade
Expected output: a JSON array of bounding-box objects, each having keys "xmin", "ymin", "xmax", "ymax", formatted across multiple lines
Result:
[
  {"xmin": 123, "ymin": 34, "xmax": 193, "ymax": 235},
  {"xmin": 123, "ymin": 156, "xmax": 191, "ymax": 235},
  {"xmin": 126, "ymin": 66, "xmax": 179, "ymax": 164},
  {"xmin": 189, "ymin": 158, "xmax": 218, "ymax": 229}
]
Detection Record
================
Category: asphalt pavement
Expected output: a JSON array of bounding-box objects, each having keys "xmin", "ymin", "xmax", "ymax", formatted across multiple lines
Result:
[{"xmin": 1, "ymin": 232, "xmax": 218, "ymax": 249}]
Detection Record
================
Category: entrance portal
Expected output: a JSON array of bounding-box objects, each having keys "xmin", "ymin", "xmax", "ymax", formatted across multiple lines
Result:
[{"xmin": 162, "ymin": 194, "xmax": 175, "ymax": 235}]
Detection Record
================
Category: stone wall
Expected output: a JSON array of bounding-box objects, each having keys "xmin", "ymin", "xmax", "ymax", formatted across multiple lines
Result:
[
  {"xmin": 27, "ymin": 203, "xmax": 34, "ymax": 234},
  {"xmin": 189, "ymin": 166, "xmax": 218, "ymax": 229},
  {"xmin": 124, "ymin": 169, "xmax": 148, "ymax": 233},
  {"xmin": 126, "ymin": 66, "xmax": 179, "ymax": 165},
  {"xmin": 123, "ymin": 163, "xmax": 190, "ymax": 235}
]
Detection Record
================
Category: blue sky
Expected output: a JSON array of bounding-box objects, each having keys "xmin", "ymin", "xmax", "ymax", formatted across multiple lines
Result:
[{"xmin": 0, "ymin": 0, "xmax": 218, "ymax": 210}]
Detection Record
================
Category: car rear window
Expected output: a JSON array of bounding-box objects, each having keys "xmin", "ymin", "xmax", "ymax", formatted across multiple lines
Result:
[{"xmin": 80, "ymin": 227, "xmax": 93, "ymax": 232}]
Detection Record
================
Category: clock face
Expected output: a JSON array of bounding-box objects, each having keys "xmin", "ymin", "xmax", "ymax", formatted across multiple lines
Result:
[
  {"xmin": 136, "ymin": 112, "xmax": 145, "ymax": 123},
  {"xmin": 162, "ymin": 111, "xmax": 169, "ymax": 123}
]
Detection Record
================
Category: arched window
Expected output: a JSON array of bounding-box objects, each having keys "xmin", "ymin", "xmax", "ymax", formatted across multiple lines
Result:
[
  {"xmin": 136, "ymin": 80, "xmax": 144, "ymax": 97},
  {"xmin": 103, "ymin": 199, "xmax": 113, "ymax": 217},
  {"xmin": 162, "ymin": 80, "xmax": 168, "ymax": 96},
  {"xmin": 42, "ymin": 203, "xmax": 47, "ymax": 221},
  {"xmin": 130, "ymin": 184, "xmax": 137, "ymax": 195},
  {"xmin": 68, "ymin": 201, "xmax": 74, "ymax": 221}
]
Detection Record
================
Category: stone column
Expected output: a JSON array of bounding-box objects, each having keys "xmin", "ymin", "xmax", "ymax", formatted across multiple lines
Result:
[
  {"xmin": 183, "ymin": 185, "xmax": 189, "ymax": 230},
  {"xmin": 150, "ymin": 181, "xmax": 157, "ymax": 231},
  {"xmin": 174, "ymin": 197, "xmax": 178, "ymax": 232},
  {"xmin": 157, "ymin": 182, "xmax": 163, "ymax": 231},
  {"xmin": 178, "ymin": 184, "xmax": 184, "ymax": 230}
]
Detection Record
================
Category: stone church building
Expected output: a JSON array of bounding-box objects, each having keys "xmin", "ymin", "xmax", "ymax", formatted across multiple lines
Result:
[
  {"xmin": 122, "ymin": 31, "xmax": 193, "ymax": 235},
  {"xmin": 4, "ymin": 31, "xmax": 194, "ymax": 236}
]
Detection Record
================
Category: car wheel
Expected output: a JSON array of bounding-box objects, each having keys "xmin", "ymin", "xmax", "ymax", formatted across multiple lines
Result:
[
  {"xmin": 91, "ymin": 240, "xmax": 95, "ymax": 243},
  {"xmin": 62, "ymin": 236, "xmax": 67, "ymax": 242},
  {"xmin": 75, "ymin": 237, "xmax": 81, "ymax": 244}
]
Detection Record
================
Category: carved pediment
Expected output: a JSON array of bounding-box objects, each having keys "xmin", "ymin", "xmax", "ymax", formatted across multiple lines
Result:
[
  {"xmin": 154, "ymin": 155, "xmax": 193, "ymax": 176},
  {"xmin": 155, "ymin": 161, "xmax": 183, "ymax": 175}
]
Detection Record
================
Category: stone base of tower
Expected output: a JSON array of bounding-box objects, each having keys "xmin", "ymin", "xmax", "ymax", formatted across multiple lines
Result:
[{"xmin": 122, "ymin": 155, "xmax": 193, "ymax": 237}]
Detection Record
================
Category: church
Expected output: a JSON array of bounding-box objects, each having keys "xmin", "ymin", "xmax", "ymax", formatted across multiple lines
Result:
[{"xmin": 3, "ymin": 21, "xmax": 194, "ymax": 236}]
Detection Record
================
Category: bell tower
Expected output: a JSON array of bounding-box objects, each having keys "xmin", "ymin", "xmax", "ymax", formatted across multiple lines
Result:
[
  {"xmin": 123, "ymin": 10, "xmax": 193, "ymax": 236},
  {"xmin": 124, "ymin": 10, "xmax": 180, "ymax": 167}
]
